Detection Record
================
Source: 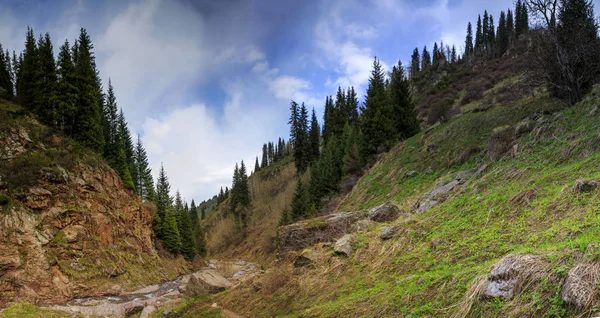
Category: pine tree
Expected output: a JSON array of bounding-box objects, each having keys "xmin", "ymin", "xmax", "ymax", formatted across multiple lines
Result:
[
  {"xmin": 309, "ymin": 108, "xmax": 320, "ymax": 163},
  {"xmin": 190, "ymin": 200, "xmax": 206, "ymax": 256},
  {"xmin": 389, "ymin": 61, "xmax": 420, "ymax": 140},
  {"xmin": 267, "ymin": 142, "xmax": 274, "ymax": 165},
  {"xmin": 73, "ymin": 28, "xmax": 104, "ymax": 150},
  {"xmin": 155, "ymin": 163, "xmax": 172, "ymax": 237},
  {"xmin": 360, "ymin": 57, "xmax": 393, "ymax": 159},
  {"xmin": 261, "ymin": 144, "xmax": 268, "ymax": 168},
  {"xmin": 421, "ymin": 46, "xmax": 431, "ymax": 70},
  {"xmin": 451, "ymin": 46, "xmax": 457, "ymax": 64},
  {"xmin": 56, "ymin": 40, "xmax": 77, "ymax": 134},
  {"xmin": 322, "ymin": 96, "xmax": 334, "ymax": 143},
  {"xmin": 118, "ymin": 108, "xmax": 136, "ymax": 187},
  {"xmin": 333, "ymin": 87, "xmax": 346, "ymax": 136},
  {"xmin": 465, "ymin": 22, "xmax": 474, "ymax": 57},
  {"xmin": 488, "ymin": 14, "xmax": 495, "ymax": 54},
  {"xmin": 410, "ymin": 48, "xmax": 420, "ymax": 77},
  {"xmin": 432, "ymin": 42, "xmax": 439, "ymax": 65},
  {"xmin": 134, "ymin": 135, "xmax": 156, "ymax": 201},
  {"xmin": 342, "ymin": 123, "xmax": 360, "ymax": 176},
  {"xmin": 507, "ymin": 9, "xmax": 515, "ymax": 40},
  {"xmin": 238, "ymin": 161, "xmax": 250, "ymax": 207}
]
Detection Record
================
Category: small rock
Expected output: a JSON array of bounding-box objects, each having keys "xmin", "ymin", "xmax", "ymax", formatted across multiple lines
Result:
[
  {"xmin": 139, "ymin": 306, "xmax": 156, "ymax": 318},
  {"xmin": 353, "ymin": 219, "xmax": 375, "ymax": 233},
  {"xmin": 417, "ymin": 277, "xmax": 424, "ymax": 284},
  {"xmin": 368, "ymin": 201, "xmax": 401, "ymax": 223},
  {"xmin": 427, "ymin": 145, "xmax": 436, "ymax": 152},
  {"xmin": 430, "ymin": 238, "xmax": 442, "ymax": 248},
  {"xmin": 333, "ymin": 234, "xmax": 355, "ymax": 257},
  {"xmin": 379, "ymin": 226, "xmax": 397, "ymax": 240},
  {"xmin": 41, "ymin": 166, "xmax": 69, "ymax": 184},
  {"xmin": 124, "ymin": 302, "xmax": 145, "ymax": 316},
  {"xmin": 406, "ymin": 170, "xmax": 417, "ymax": 177},
  {"xmin": 572, "ymin": 180, "xmax": 598, "ymax": 193}
]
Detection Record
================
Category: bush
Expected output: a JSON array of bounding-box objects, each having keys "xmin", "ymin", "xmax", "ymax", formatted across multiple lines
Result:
[
  {"xmin": 489, "ymin": 126, "xmax": 515, "ymax": 161},
  {"xmin": 428, "ymin": 98, "xmax": 455, "ymax": 125},
  {"xmin": 0, "ymin": 193, "xmax": 9, "ymax": 206}
]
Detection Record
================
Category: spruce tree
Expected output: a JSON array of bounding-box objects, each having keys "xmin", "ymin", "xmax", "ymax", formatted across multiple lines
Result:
[
  {"xmin": 261, "ymin": 144, "xmax": 268, "ymax": 168},
  {"xmin": 342, "ymin": 123, "xmax": 361, "ymax": 176},
  {"xmin": 178, "ymin": 199, "xmax": 195, "ymax": 259},
  {"xmin": 421, "ymin": 46, "xmax": 431, "ymax": 70},
  {"xmin": 35, "ymin": 33, "xmax": 58, "ymax": 125},
  {"xmin": 322, "ymin": 96, "xmax": 334, "ymax": 143},
  {"xmin": 155, "ymin": 164, "xmax": 172, "ymax": 237},
  {"xmin": 267, "ymin": 142, "xmax": 274, "ymax": 165},
  {"xmin": 0, "ymin": 45, "xmax": 13, "ymax": 99},
  {"xmin": 289, "ymin": 101, "xmax": 309, "ymax": 173},
  {"xmin": 488, "ymin": 15, "xmax": 495, "ymax": 54},
  {"xmin": 389, "ymin": 61, "xmax": 420, "ymax": 140},
  {"xmin": 19, "ymin": 27, "xmax": 39, "ymax": 110},
  {"xmin": 56, "ymin": 40, "xmax": 77, "ymax": 134},
  {"xmin": 103, "ymin": 80, "xmax": 119, "ymax": 165},
  {"xmin": 134, "ymin": 135, "xmax": 155, "ymax": 201},
  {"xmin": 465, "ymin": 22, "xmax": 474, "ymax": 57},
  {"xmin": 291, "ymin": 178, "xmax": 313, "ymax": 221},
  {"xmin": 483, "ymin": 11, "xmax": 489, "ymax": 49},
  {"xmin": 254, "ymin": 156, "xmax": 260, "ymax": 173},
  {"xmin": 73, "ymin": 28, "xmax": 104, "ymax": 150},
  {"xmin": 451, "ymin": 46, "xmax": 457, "ymax": 64},
  {"xmin": 507, "ymin": 9, "xmax": 515, "ymax": 40},
  {"xmin": 475, "ymin": 15, "xmax": 483, "ymax": 51},
  {"xmin": 360, "ymin": 57, "xmax": 393, "ymax": 159},
  {"xmin": 410, "ymin": 48, "xmax": 420, "ymax": 78},
  {"xmin": 309, "ymin": 108, "xmax": 320, "ymax": 163},
  {"xmin": 161, "ymin": 207, "xmax": 182, "ymax": 254},
  {"xmin": 238, "ymin": 161, "xmax": 250, "ymax": 207},
  {"xmin": 190, "ymin": 199, "xmax": 206, "ymax": 257},
  {"xmin": 346, "ymin": 87, "xmax": 359, "ymax": 124},
  {"xmin": 118, "ymin": 108, "xmax": 135, "ymax": 184},
  {"xmin": 497, "ymin": 11, "xmax": 509, "ymax": 56},
  {"xmin": 230, "ymin": 163, "xmax": 240, "ymax": 210}
]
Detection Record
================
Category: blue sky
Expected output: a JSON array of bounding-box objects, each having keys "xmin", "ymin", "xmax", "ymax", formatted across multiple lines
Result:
[{"xmin": 0, "ymin": 0, "xmax": 567, "ymax": 202}]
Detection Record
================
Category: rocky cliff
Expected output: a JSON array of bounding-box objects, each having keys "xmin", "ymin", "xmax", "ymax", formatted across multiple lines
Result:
[{"xmin": 0, "ymin": 106, "xmax": 187, "ymax": 307}]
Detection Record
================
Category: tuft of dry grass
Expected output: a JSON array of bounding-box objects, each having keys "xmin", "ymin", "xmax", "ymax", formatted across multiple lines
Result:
[{"xmin": 561, "ymin": 263, "xmax": 600, "ymax": 309}]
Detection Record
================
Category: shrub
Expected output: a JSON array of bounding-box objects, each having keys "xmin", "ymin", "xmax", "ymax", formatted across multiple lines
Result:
[
  {"xmin": 0, "ymin": 193, "xmax": 9, "ymax": 206},
  {"xmin": 489, "ymin": 126, "xmax": 515, "ymax": 161},
  {"xmin": 428, "ymin": 98, "xmax": 455, "ymax": 125}
]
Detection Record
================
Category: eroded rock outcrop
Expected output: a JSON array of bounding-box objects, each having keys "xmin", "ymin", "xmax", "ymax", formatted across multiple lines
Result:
[
  {"xmin": 368, "ymin": 201, "xmax": 401, "ymax": 223},
  {"xmin": 278, "ymin": 210, "xmax": 367, "ymax": 252}
]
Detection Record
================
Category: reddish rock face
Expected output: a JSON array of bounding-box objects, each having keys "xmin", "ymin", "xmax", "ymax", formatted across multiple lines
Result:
[{"xmin": 0, "ymin": 163, "xmax": 155, "ymax": 307}]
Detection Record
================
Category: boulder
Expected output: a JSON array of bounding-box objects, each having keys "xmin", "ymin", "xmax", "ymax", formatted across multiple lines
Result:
[
  {"xmin": 185, "ymin": 269, "xmax": 233, "ymax": 296},
  {"xmin": 333, "ymin": 234, "xmax": 355, "ymax": 257},
  {"xmin": 455, "ymin": 169, "xmax": 477, "ymax": 184},
  {"xmin": 294, "ymin": 249, "xmax": 324, "ymax": 268},
  {"xmin": 41, "ymin": 166, "xmax": 69, "ymax": 184},
  {"xmin": 412, "ymin": 180, "xmax": 459, "ymax": 214},
  {"xmin": 368, "ymin": 201, "xmax": 401, "ymax": 223},
  {"xmin": 278, "ymin": 210, "xmax": 367, "ymax": 252},
  {"xmin": 515, "ymin": 120, "xmax": 535, "ymax": 137},
  {"xmin": 124, "ymin": 301, "xmax": 145, "ymax": 316},
  {"xmin": 561, "ymin": 263, "xmax": 600, "ymax": 308},
  {"xmin": 489, "ymin": 126, "xmax": 515, "ymax": 161},
  {"xmin": 139, "ymin": 306, "xmax": 156, "ymax": 318},
  {"xmin": 482, "ymin": 254, "xmax": 546, "ymax": 299},
  {"xmin": 572, "ymin": 180, "xmax": 598, "ymax": 193}
]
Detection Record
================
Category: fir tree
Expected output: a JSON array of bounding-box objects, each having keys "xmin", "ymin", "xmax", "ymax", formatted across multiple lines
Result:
[
  {"xmin": 483, "ymin": 11, "xmax": 489, "ymax": 49},
  {"xmin": 289, "ymin": 101, "xmax": 310, "ymax": 173},
  {"xmin": 432, "ymin": 42, "xmax": 439, "ymax": 65},
  {"xmin": 360, "ymin": 57, "xmax": 393, "ymax": 159},
  {"xmin": 389, "ymin": 61, "xmax": 420, "ymax": 140},
  {"xmin": 507, "ymin": 9, "xmax": 515, "ymax": 40},
  {"xmin": 254, "ymin": 156, "xmax": 260, "ymax": 173},
  {"xmin": 291, "ymin": 178, "xmax": 314, "ymax": 221},
  {"xmin": 103, "ymin": 80, "xmax": 119, "ymax": 165},
  {"xmin": 488, "ymin": 14, "xmax": 495, "ymax": 54},
  {"xmin": 191, "ymin": 199, "xmax": 207, "ymax": 257},
  {"xmin": 342, "ymin": 123, "xmax": 361, "ymax": 176},
  {"xmin": 322, "ymin": 96, "xmax": 334, "ymax": 143},
  {"xmin": 73, "ymin": 28, "xmax": 104, "ymax": 150},
  {"xmin": 497, "ymin": 11, "xmax": 509, "ymax": 56},
  {"xmin": 118, "ymin": 108, "xmax": 136, "ymax": 187},
  {"xmin": 451, "ymin": 45, "xmax": 457, "ymax": 64},
  {"xmin": 261, "ymin": 144, "xmax": 268, "ymax": 168}
]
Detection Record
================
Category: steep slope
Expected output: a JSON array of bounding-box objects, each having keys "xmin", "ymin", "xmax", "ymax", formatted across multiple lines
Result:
[
  {"xmin": 204, "ymin": 156, "xmax": 297, "ymax": 264},
  {"xmin": 0, "ymin": 100, "xmax": 188, "ymax": 307},
  {"xmin": 164, "ymin": 59, "xmax": 600, "ymax": 317}
]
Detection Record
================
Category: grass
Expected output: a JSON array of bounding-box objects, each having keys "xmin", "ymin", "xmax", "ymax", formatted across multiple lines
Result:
[
  {"xmin": 173, "ymin": 75, "xmax": 600, "ymax": 317},
  {"xmin": 0, "ymin": 303, "xmax": 73, "ymax": 318}
]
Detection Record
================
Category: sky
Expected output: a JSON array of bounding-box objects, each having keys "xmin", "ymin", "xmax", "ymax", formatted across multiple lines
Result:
[{"xmin": 0, "ymin": 0, "xmax": 556, "ymax": 203}]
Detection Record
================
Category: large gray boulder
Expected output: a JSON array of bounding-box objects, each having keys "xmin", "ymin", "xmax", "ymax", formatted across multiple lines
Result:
[
  {"xmin": 368, "ymin": 201, "xmax": 401, "ymax": 223},
  {"xmin": 333, "ymin": 234, "xmax": 355, "ymax": 257},
  {"xmin": 185, "ymin": 269, "xmax": 233, "ymax": 296},
  {"xmin": 482, "ymin": 254, "xmax": 546, "ymax": 299}
]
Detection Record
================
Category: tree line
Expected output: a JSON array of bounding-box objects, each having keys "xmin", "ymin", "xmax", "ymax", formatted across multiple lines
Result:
[
  {"xmin": 0, "ymin": 27, "xmax": 206, "ymax": 259},
  {"xmin": 283, "ymin": 58, "xmax": 419, "ymax": 224}
]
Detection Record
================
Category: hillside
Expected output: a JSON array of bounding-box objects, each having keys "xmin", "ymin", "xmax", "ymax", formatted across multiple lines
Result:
[
  {"xmin": 204, "ymin": 156, "xmax": 297, "ymax": 264},
  {"xmin": 151, "ymin": 50, "xmax": 600, "ymax": 317},
  {"xmin": 0, "ymin": 100, "xmax": 189, "ymax": 307}
]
